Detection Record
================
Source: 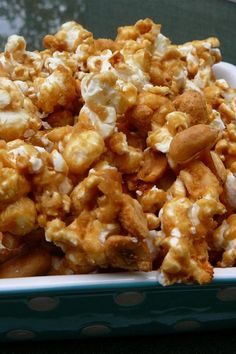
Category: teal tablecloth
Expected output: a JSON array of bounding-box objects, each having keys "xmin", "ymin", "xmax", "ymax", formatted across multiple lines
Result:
[
  {"xmin": 0, "ymin": 0, "xmax": 236, "ymax": 352},
  {"xmin": 2, "ymin": 329, "xmax": 236, "ymax": 354}
]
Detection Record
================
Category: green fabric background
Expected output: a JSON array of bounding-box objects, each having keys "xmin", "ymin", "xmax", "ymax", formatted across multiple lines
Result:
[
  {"xmin": 0, "ymin": 0, "xmax": 236, "ymax": 64},
  {"xmin": 0, "ymin": 0, "xmax": 236, "ymax": 352}
]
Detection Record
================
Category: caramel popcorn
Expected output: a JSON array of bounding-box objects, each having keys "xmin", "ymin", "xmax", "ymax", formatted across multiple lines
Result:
[{"xmin": 0, "ymin": 19, "xmax": 236, "ymax": 285}]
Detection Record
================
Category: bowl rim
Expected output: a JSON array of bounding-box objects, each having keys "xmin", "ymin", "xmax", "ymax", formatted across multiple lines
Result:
[{"xmin": 0, "ymin": 268, "xmax": 235, "ymax": 295}]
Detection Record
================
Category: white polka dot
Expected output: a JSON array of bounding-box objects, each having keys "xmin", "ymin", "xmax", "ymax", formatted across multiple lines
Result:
[
  {"xmin": 174, "ymin": 320, "xmax": 200, "ymax": 331},
  {"xmin": 28, "ymin": 297, "xmax": 59, "ymax": 311},
  {"xmin": 217, "ymin": 287, "xmax": 236, "ymax": 301},
  {"xmin": 114, "ymin": 292, "xmax": 145, "ymax": 307},
  {"xmin": 6, "ymin": 329, "xmax": 36, "ymax": 340},
  {"xmin": 81, "ymin": 325, "xmax": 111, "ymax": 336}
]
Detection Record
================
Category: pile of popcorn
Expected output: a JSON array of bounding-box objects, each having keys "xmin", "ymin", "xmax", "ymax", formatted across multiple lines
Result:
[{"xmin": 0, "ymin": 18, "xmax": 236, "ymax": 285}]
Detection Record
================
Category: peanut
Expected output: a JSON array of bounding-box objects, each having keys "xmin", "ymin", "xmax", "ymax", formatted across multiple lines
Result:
[
  {"xmin": 174, "ymin": 90, "xmax": 209, "ymax": 125},
  {"xmin": 169, "ymin": 124, "xmax": 218, "ymax": 164},
  {"xmin": 0, "ymin": 249, "xmax": 51, "ymax": 278}
]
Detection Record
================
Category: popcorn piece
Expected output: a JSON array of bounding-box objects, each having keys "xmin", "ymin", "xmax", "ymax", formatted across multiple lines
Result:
[
  {"xmin": 0, "ymin": 78, "xmax": 41, "ymax": 141},
  {"xmin": 145, "ymin": 213, "xmax": 160, "ymax": 230},
  {"xmin": 51, "ymin": 149, "xmax": 68, "ymax": 173},
  {"xmin": 179, "ymin": 160, "xmax": 222, "ymax": 200},
  {"xmin": 43, "ymin": 21, "xmax": 93, "ymax": 53},
  {"xmin": 112, "ymin": 146, "xmax": 143, "ymax": 173},
  {"xmin": 213, "ymin": 215, "xmax": 236, "ymax": 267},
  {"xmin": 158, "ymin": 197, "xmax": 213, "ymax": 284},
  {"xmin": 166, "ymin": 111, "xmax": 190, "ymax": 136},
  {"xmin": 34, "ymin": 67, "xmax": 77, "ymax": 113},
  {"xmin": 63, "ymin": 130, "xmax": 105, "ymax": 174},
  {"xmin": 78, "ymin": 71, "xmax": 137, "ymax": 138},
  {"xmin": 119, "ymin": 194, "xmax": 149, "ymax": 238},
  {"xmin": 137, "ymin": 186, "xmax": 166, "ymax": 213},
  {"xmin": 0, "ymin": 35, "xmax": 43, "ymax": 81},
  {"xmin": 160, "ymin": 236, "xmax": 213, "ymax": 285},
  {"xmin": 105, "ymin": 235, "xmax": 152, "ymax": 271},
  {"xmin": 224, "ymin": 171, "xmax": 236, "ymax": 210},
  {"xmin": 167, "ymin": 178, "xmax": 186, "ymax": 199},
  {"xmin": 0, "ymin": 197, "xmax": 36, "ymax": 236},
  {"xmin": 108, "ymin": 132, "xmax": 129, "ymax": 155},
  {"xmin": 71, "ymin": 173, "xmax": 102, "ymax": 214},
  {"xmin": 0, "ymin": 168, "xmax": 30, "ymax": 204},
  {"xmin": 7, "ymin": 140, "xmax": 45, "ymax": 174},
  {"xmin": 138, "ymin": 149, "xmax": 167, "ymax": 182},
  {"xmin": 147, "ymin": 126, "xmax": 173, "ymax": 153}
]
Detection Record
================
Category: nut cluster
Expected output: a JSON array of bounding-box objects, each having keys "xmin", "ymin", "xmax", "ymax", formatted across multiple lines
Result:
[{"xmin": 0, "ymin": 19, "xmax": 235, "ymax": 285}]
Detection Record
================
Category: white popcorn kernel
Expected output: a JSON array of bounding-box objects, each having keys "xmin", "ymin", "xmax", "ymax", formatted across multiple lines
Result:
[
  {"xmin": 35, "ymin": 146, "xmax": 47, "ymax": 153},
  {"xmin": 99, "ymin": 224, "xmax": 118, "ymax": 244},
  {"xmin": 155, "ymin": 33, "xmax": 171, "ymax": 55},
  {"xmin": 170, "ymin": 228, "xmax": 181, "ymax": 238},
  {"xmin": 14, "ymin": 80, "xmax": 28, "ymax": 93},
  {"xmin": 214, "ymin": 220, "xmax": 229, "ymax": 249},
  {"xmin": 0, "ymin": 89, "xmax": 11, "ymax": 109},
  {"xmin": 41, "ymin": 121, "xmax": 52, "ymax": 130},
  {"xmin": 0, "ymin": 110, "xmax": 30, "ymax": 126},
  {"xmin": 9, "ymin": 146, "xmax": 28, "ymax": 160},
  {"xmin": 23, "ymin": 129, "xmax": 35, "ymax": 138},
  {"xmin": 51, "ymin": 150, "xmax": 67, "ymax": 172},
  {"xmin": 170, "ymin": 237, "xmax": 179, "ymax": 247},
  {"xmin": 210, "ymin": 110, "xmax": 225, "ymax": 130},
  {"xmin": 225, "ymin": 172, "xmax": 236, "ymax": 209},
  {"xmin": 150, "ymin": 186, "xmax": 159, "ymax": 192},
  {"xmin": 188, "ymin": 203, "xmax": 200, "ymax": 226},
  {"xmin": 154, "ymin": 135, "xmax": 172, "ymax": 153},
  {"xmin": 58, "ymin": 177, "xmax": 73, "ymax": 194},
  {"xmin": 29, "ymin": 156, "xmax": 43, "ymax": 172}
]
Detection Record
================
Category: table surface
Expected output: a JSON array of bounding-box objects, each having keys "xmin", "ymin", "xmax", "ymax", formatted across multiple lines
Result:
[
  {"xmin": 1, "ymin": 329, "xmax": 236, "ymax": 354},
  {"xmin": 1, "ymin": 0, "xmax": 236, "ymax": 352}
]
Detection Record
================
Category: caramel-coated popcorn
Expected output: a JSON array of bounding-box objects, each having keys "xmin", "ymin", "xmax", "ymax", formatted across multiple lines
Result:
[{"xmin": 0, "ymin": 19, "xmax": 236, "ymax": 285}]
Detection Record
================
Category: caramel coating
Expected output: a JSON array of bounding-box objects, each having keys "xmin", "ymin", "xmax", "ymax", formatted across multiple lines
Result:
[
  {"xmin": 105, "ymin": 235, "xmax": 152, "ymax": 271},
  {"xmin": 63, "ymin": 130, "xmax": 105, "ymax": 174},
  {"xmin": 0, "ymin": 198, "xmax": 36, "ymax": 236},
  {"xmin": 0, "ymin": 18, "xmax": 235, "ymax": 285}
]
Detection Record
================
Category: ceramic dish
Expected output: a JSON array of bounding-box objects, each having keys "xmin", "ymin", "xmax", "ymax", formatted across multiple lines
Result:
[{"xmin": 0, "ymin": 61, "xmax": 236, "ymax": 342}]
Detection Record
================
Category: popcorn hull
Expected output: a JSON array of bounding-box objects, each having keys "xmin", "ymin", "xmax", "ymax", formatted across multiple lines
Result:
[
  {"xmin": 0, "ymin": 62, "xmax": 236, "ymax": 342},
  {"xmin": 0, "ymin": 269, "xmax": 236, "ymax": 341}
]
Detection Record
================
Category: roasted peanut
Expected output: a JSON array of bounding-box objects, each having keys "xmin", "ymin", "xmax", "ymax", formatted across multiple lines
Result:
[
  {"xmin": 0, "ymin": 249, "xmax": 51, "ymax": 278},
  {"xmin": 169, "ymin": 124, "xmax": 218, "ymax": 164},
  {"xmin": 174, "ymin": 90, "xmax": 209, "ymax": 125}
]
